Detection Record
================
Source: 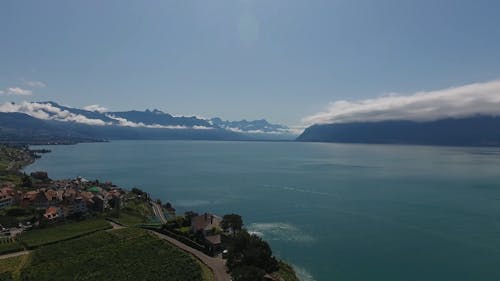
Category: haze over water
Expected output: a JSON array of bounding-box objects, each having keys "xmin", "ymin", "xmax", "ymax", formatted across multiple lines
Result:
[{"xmin": 26, "ymin": 141, "xmax": 500, "ymax": 281}]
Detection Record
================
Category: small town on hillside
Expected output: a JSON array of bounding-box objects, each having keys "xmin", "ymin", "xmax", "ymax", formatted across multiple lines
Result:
[{"xmin": 0, "ymin": 170, "xmax": 229, "ymax": 256}]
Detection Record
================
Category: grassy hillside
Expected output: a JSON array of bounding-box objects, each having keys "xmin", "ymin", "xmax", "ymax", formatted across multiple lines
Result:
[
  {"xmin": 1, "ymin": 228, "xmax": 211, "ymax": 281},
  {"xmin": 0, "ymin": 254, "xmax": 29, "ymax": 281}
]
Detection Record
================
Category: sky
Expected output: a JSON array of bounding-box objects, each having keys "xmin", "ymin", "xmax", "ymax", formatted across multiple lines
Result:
[{"xmin": 1, "ymin": 0, "xmax": 500, "ymax": 127}]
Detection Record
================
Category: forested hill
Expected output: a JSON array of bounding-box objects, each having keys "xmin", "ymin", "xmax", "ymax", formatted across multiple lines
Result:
[{"xmin": 297, "ymin": 116, "xmax": 500, "ymax": 146}]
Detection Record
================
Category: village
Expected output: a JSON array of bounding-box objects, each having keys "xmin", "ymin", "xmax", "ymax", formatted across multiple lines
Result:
[
  {"xmin": 1, "ymin": 172, "xmax": 124, "ymax": 227},
  {"xmin": 0, "ymin": 169, "xmax": 231, "ymax": 257}
]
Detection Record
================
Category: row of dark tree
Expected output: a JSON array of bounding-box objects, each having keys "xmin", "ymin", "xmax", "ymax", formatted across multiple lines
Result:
[{"xmin": 221, "ymin": 214, "xmax": 279, "ymax": 281}]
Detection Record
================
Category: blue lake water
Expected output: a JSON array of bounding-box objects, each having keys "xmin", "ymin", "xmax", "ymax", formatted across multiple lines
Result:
[{"xmin": 25, "ymin": 140, "xmax": 500, "ymax": 281}]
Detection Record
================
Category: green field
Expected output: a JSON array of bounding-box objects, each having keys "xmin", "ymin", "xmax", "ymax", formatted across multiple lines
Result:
[
  {"xmin": 18, "ymin": 218, "xmax": 111, "ymax": 248},
  {"xmin": 0, "ymin": 254, "xmax": 29, "ymax": 281},
  {"xmin": 2, "ymin": 228, "xmax": 210, "ymax": 281},
  {"xmin": 112, "ymin": 212, "xmax": 146, "ymax": 226}
]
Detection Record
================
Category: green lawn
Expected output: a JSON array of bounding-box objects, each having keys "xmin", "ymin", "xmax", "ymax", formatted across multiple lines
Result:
[
  {"xmin": 16, "ymin": 228, "xmax": 209, "ymax": 281},
  {"xmin": 18, "ymin": 218, "xmax": 111, "ymax": 248},
  {"xmin": 113, "ymin": 212, "xmax": 147, "ymax": 226}
]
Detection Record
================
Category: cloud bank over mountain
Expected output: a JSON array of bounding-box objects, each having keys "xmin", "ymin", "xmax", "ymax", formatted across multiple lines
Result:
[
  {"xmin": 0, "ymin": 101, "xmax": 107, "ymax": 125},
  {"xmin": 303, "ymin": 80, "xmax": 500, "ymax": 125},
  {"xmin": 0, "ymin": 101, "xmax": 294, "ymax": 137},
  {"xmin": 83, "ymin": 104, "xmax": 108, "ymax": 113}
]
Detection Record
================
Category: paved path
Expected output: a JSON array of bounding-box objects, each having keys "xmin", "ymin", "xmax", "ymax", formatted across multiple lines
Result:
[
  {"xmin": 0, "ymin": 250, "xmax": 30, "ymax": 260},
  {"xmin": 107, "ymin": 221, "xmax": 126, "ymax": 231},
  {"xmin": 151, "ymin": 202, "xmax": 168, "ymax": 224},
  {"xmin": 151, "ymin": 201, "xmax": 230, "ymax": 280},
  {"xmin": 152, "ymin": 231, "xmax": 232, "ymax": 281}
]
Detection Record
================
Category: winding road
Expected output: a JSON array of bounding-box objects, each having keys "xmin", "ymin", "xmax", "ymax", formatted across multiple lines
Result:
[
  {"xmin": 0, "ymin": 204, "xmax": 231, "ymax": 281},
  {"xmin": 152, "ymin": 231, "xmax": 231, "ymax": 281},
  {"xmin": 150, "ymin": 201, "xmax": 231, "ymax": 281}
]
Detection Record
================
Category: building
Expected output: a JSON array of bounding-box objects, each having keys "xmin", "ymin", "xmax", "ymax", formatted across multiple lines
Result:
[
  {"xmin": 91, "ymin": 195, "xmax": 105, "ymax": 213},
  {"xmin": 191, "ymin": 213, "xmax": 222, "ymax": 236},
  {"xmin": 0, "ymin": 191, "xmax": 13, "ymax": 209},
  {"xmin": 205, "ymin": 234, "xmax": 223, "ymax": 254},
  {"xmin": 43, "ymin": 206, "xmax": 64, "ymax": 222},
  {"xmin": 72, "ymin": 197, "xmax": 88, "ymax": 214},
  {"xmin": 21, "ymin": 191, "xmax": 38, "ymax": 208}
]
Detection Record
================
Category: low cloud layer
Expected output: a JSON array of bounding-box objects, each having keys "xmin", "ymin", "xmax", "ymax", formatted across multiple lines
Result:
[
  {"xmin": 84, "ymin": 104, "xmax": 108, "ymax": 113},
  {"xmin": 225, "ymin": 126, "xmax": 299, "ymax": 135},
  {"xmin": 0, "ymin": 87, "xmax": 33, "ymax": 96},
  {"xmin": 303, "ymin": 79, "xmax": 500, "ymax": 125},
  {"xmin": 0, "ymin": 101, "xmax": 107, "ymax": 125},
  {"xmin": 0, "ymin": 101, "xmax": 213, "ymax": 129},
  {"xmin": 104, "ymin": 114, "xmax": 212, "ymax": 129}
]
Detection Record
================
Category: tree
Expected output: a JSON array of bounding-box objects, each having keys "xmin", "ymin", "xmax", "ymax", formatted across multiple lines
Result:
[
  {"xmin": 221, "ymin": 213, "xmax": 243, "ymax": 235},
  {"xmin": 231, "ymin": 265, "xmax": 265, "ymax": 281},
  {"xmin": 131, "ymin": 187, "xmax": 145, "ymax": 196},
  {"xmin": 227, "ymin": 231, "xmax": 279, "ymax": 273},
  {"xmin": 21, "ymin": 174, "xmax": 32, "ymax": 188}
]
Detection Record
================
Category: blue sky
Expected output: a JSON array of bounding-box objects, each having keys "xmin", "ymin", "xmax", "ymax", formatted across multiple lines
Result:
[{"xmin": 1, "ymin": 0, "xmax": 500, "ymax": 126}]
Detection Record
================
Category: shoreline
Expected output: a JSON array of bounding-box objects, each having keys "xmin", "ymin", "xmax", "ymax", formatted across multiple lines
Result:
[{"xmin": 3, "ymin": 144, "xmax": 301, "ymax": 281}]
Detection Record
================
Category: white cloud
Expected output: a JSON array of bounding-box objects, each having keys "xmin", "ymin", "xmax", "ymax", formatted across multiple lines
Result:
[
  {"xmin": 105, "ymin": 114, "xmax": 212, "ymax": 129},
  {"xmin": 83, "ymin": 104, "xmax": 108, "ymax": 113},
  {"xmin": 25, "ymin": 81, "xmax": 46, "ymax": 88},
  {"xmin": 0, "ymin": 101, "xmax": 108, "ymax": 126},
  {"xmin": 1, "ymin": 87, "xmax": 33, "ymax": 96},
  {"xmin": 303, "ymin": 79, "xmax": 500, "ymax": 125},
  {"xmin": 223, "ymin": 126, "xmax": 300, "ymax": 135},
  {"xmin": 192, "ymin": 125, "xmax": 213, "ymax": 130},
  {"xmin": 225, "ymin": 127, "xmax": 286, "ymax": 134},
  {"xmin": 105, "ymin": 114, "xmax": 143, "ymax": 127},
  {"xmin": 0, "ymin": 101, "xmax": 214, "ymax": 129}
]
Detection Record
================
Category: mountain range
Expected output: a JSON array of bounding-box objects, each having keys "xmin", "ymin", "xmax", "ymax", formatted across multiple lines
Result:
[
  {"xmin": 0, "ymin": 101, "xmax": 295, "ymax": 144},
  {"xmin": 4, "ymin": 101, "xmax": 500, "ymax": 147},
  {"xmin": 297, "ymin": 115, "xmax": 500, "ymax": 146}
]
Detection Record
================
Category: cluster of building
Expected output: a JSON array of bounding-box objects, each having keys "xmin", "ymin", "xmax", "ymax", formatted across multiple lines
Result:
[{"xmin": 0, "ymin": 173, "xmax": 125, "ymax": 223}]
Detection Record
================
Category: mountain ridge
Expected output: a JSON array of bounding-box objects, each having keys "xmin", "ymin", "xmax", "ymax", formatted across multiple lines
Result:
[
  {"xmin": 297, "ymin": 115, "xmax": 500, "ymax": 146},
  {"xmin": 0, "ymin": 101, "xmax": 296, "ymax": 143}
]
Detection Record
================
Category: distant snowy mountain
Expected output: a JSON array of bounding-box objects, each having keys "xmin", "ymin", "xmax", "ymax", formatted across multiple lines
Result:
[
  {"xmin": 0, "ymin": 101, "xmax": 295, "ymax": 143},
  {"xmin": 209, "ymin": 117, "xmax": 290, "ymax": 134}
]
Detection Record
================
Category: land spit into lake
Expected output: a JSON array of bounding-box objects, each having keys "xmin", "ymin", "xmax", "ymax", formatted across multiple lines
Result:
[{"xmin": 0, "ymin": 144, "xmax": 299, "ymax": 281}]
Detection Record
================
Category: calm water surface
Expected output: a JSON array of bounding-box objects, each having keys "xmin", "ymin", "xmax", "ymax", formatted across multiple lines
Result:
[{"xmin": 26, "ymin": 141, "xmax": 500, "ymax": 281}]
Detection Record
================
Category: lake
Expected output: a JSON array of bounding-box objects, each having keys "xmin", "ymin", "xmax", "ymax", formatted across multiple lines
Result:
[{"xmin": 25, "ymin": 140, "xmax": 500, "ymax": 281}]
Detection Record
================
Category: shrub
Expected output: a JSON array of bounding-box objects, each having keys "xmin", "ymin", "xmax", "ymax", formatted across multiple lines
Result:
[
  {"xmin": 231, "ymin": 265, "xmax": 266, "ymax": 281},
  {"xmin": 227, "ymin": 231, "xmax": 279, "ymax": 274}
]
